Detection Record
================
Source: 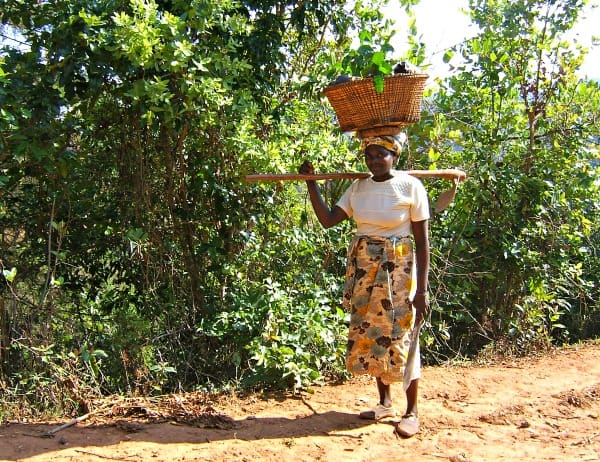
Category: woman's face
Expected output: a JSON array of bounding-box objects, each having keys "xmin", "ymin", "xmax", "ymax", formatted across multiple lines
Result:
[{"xmin": 364, "ymin": 144, "xmax": 396, "ymax": 179}]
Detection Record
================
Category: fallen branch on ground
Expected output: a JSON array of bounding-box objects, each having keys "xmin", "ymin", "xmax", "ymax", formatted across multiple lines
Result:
[{"xmin": 40, "ymin": 412, "xmax": 95, "ymax": 438}]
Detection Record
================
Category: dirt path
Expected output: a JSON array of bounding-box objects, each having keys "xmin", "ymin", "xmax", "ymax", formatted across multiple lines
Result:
[{"xmin": 2, "ymin": 343, "xmax": 599, "ymax": 462}]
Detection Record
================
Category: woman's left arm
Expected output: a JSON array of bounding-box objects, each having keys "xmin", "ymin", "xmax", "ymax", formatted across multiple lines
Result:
[{"xmin": 411, "ymin": 219, "xmax": 430, "ymax": 323}]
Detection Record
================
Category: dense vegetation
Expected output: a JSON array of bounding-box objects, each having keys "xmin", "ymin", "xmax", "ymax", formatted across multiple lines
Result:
[{"xmin": 1, "ymin": 0, "xmax": 598, "ymax": 418}]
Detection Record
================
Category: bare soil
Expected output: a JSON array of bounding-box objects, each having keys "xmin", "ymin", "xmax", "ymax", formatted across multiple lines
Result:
[{"xmin": 2, "ymin": 343, "xmax": 599, "ymax": 462}]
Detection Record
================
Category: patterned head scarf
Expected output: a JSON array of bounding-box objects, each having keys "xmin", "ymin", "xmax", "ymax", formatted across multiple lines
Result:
[{"xmin": 361, "ymin": 133, "xmax": 407, "ymax": 156}]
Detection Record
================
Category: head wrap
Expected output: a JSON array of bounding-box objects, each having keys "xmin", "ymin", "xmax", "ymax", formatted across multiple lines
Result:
[{"xmin": 361, "ymin": 133, "xmax": 407, "ymax": 156}]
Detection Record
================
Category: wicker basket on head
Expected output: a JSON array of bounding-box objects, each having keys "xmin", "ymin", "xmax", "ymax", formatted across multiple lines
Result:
[{"xmin": 323, "ymin": 73, "xmax": 429, "ymax": 137}]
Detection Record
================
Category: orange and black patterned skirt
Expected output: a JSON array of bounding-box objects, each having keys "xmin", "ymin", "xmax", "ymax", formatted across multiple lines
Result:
[{"xmin": 343, "ymin": 236, "xmax": 417, "ymax": 385}]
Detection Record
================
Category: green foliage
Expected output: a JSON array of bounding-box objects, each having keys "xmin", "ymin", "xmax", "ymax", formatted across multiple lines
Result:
[
  {"xmin": 417, "ymin": 0, "xmax": 600, "ymax": 359},
  {"xmin": 324, "ymin": 0, "xmax": 424, "ymax": 92},
  {"xmin": 1, "ymin": 339, "xmax": 108, "ymax": 418},
  {"xmin": 0, "ymin": 0, "xmax": 364, "ymax": 408},
  {"xmin": 204, "ymin": 269, "xmax": 348, "ymax": 391}
]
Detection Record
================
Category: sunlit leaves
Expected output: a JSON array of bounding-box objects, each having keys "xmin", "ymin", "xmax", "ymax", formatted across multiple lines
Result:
[{"xmin": 425, "ymin": 0, "xmax": 600, "ymax": 356}]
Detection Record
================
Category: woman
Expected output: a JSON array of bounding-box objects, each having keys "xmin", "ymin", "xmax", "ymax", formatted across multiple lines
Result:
[{"xmin": 299, "ymin": 134, "xmax": 430, "ymax": 437}]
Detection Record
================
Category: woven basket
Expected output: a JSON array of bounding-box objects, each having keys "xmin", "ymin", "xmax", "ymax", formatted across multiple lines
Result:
[{"xmin": 323, "ymin": 73, "xmax": 429, "ymax": 135}]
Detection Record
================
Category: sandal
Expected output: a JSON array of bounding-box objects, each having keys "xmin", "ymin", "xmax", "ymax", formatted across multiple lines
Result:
[
  {"xmin": 396, "ymin": 412, "xmax": 419, "ymax": 437},
  {"xmin": 359, "ymin": 404, "xmax": 396, "ymax": 421}
]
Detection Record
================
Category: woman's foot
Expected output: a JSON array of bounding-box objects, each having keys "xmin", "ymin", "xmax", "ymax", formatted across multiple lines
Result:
[
  {"xmin": 396, "ymin": 412, "xmax": 419, "ymax": 437},
  {"xmin": 359, "ymin": 403, "xmax": 396, "ymax": 421}
]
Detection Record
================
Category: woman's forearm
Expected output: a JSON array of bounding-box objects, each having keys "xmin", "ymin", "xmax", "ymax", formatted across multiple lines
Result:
[
  {"xmin": 305, "ymin": 181, "xmax": 348, "ymax": 228},
  {"xmin": 412, "ymin": 219, "xmax": 430, "ymax": 319}
]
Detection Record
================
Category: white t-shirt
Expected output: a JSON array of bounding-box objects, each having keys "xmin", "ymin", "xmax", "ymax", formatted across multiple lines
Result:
[{"xmin": 336, "ymin": 170, "xmax": 430, "ymax": 237}]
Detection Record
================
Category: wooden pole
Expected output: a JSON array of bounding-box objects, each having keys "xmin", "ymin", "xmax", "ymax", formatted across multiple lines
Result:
[{"xmin": 244, "ymin": 169, "xmax": 466, "ymax": 183}]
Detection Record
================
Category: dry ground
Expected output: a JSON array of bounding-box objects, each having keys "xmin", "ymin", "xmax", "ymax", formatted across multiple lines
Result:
[{"xmin": 2, "ymin": 342, "xmax": 599, "ymax": 462}]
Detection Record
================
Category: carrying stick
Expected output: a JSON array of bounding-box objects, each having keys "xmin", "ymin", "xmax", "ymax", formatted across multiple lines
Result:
[{"xmin": 244, "ymin": 169, "xmax": 466, "ymax": 183}]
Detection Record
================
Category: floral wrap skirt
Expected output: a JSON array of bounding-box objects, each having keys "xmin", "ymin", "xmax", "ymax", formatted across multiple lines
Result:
[{"xmin": 343, "ymin": 235, "xmax": 418, "ymax": 386}]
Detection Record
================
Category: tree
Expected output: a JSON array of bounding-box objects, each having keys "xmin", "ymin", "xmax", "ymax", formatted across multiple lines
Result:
[
  {"xmin": 420, "ymin": 0, "xmax": 600, "ymax": 357},
  {"xmin": 1, "ymin": 0, "xmax": 414, "ymax": 405}
]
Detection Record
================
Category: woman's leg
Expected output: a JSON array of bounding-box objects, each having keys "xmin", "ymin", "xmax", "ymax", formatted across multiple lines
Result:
[
  {"xmin": 405, "ymin": 378, "xmax": 419, "ymax": 416},
  {"xmin": 376, "ymin": 377, "xmax": 392, "ymax": 407},
  {"xmin": 359, "ymin": 377, "xmax": 395, "ymax": 419},
  {"xmin": 396, "ymin": 378, "xmax": 420, "ymax": 437}
]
